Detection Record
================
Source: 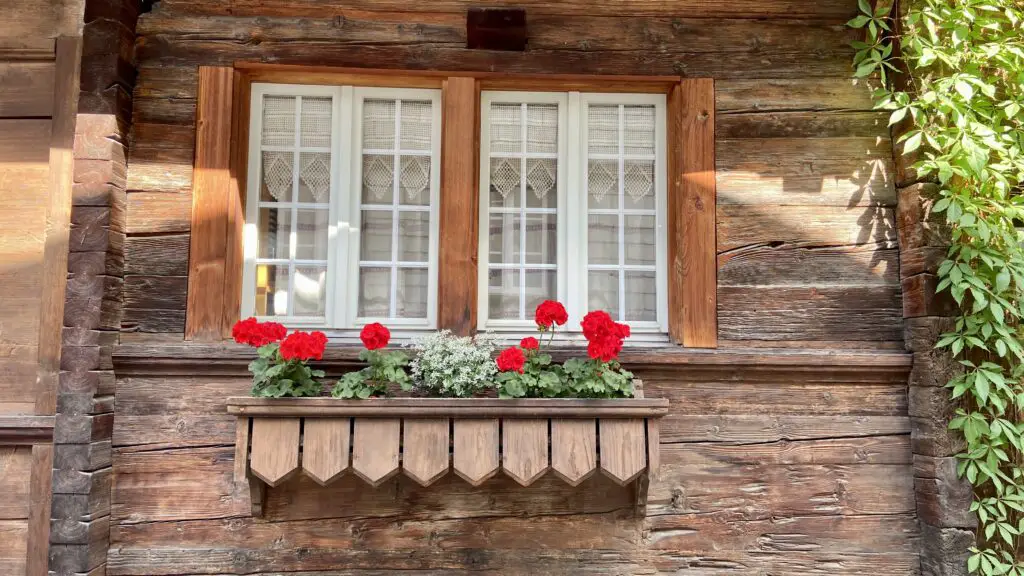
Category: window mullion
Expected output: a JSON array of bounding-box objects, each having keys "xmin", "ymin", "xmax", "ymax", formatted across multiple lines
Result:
[
  {"xmin": 518, "ymin": 102, "xmax": 528, "ymax": 321},
  {"xmin": 617, "ymin": 104, "xmax": 626, "ymax": 322},
  {"xmin": 566, "ymin": 92, "xmax": 583, "ymax": 327},
  {"xmin": 390, "ymin": 99, "xmax": 403, "ymax": 319},
  {"xmin": 288, "ymin": 96, "xmax": 302, "ymax": 316}
]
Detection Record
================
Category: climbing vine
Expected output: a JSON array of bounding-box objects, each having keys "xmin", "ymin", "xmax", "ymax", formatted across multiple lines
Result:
[{"xmin": 850, "ymin": 0, "xmax": 1024, "ymax": 572}]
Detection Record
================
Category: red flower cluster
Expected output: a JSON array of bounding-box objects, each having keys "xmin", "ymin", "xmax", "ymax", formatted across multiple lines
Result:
[
  {"xmin": 520, "ymin": 337, "xmax": 539, "ymax": 350},
  {"xmin": 535, "ymin": 300, "xmax": 568, "ymax": 329},
  {"xmin": 232, "ymin": 317, "xmax": 287, "ymax": 348},
  {"xmin": 496, "ymin": 346, "xmax": 526, "ymax": 373},
  {"xmin": 279, "ymin": 330, "xmax": 328, "ymax": 362},
  {"xmin": 360, "ymin": 323, "xmax": 391, "ymax": 350},
  {"xmin": 581, "ymin": 311, "xmax": 631, "ymax": 362}
]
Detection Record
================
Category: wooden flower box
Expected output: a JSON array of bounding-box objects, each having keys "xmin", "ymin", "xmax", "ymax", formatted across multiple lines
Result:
[{"xmin": 228, "ymin": 393, "xmax": 669, "ymax": 517}]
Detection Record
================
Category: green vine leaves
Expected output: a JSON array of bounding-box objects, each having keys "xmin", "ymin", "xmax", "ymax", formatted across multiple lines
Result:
[{"xmin": 850, "ymin": 1, "xmax": 1024, "ymax": 573}]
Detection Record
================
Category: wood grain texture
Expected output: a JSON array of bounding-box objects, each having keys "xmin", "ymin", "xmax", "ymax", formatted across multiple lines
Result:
[
  {"xmin": 248, "ymin": 417, "xmax": 300, "ymax": 487},
  {"xmin": 645, "ymin": 419, "xmax": 660, "ymax": 482},
  {"xmin": 185, "ymin": 66, "xmax": 234, "ymax": 341},
  {"xmin": 300, "ymin": 418, "xmax": 350, "ymax": 486},
  {"xmin": 401, "ymin": 418, "xmax": 450, "ymax": 487},
  {"xmin": 599, "ymin": 418, "xmax": 647, "ymax": 485},
  {"xmin": 679, "ymin": 78, "xmax": 717, "ymax": 348},
  {"xmin": 351, "ymin": 418, "xmax": 400, "ymax": 487},
  {"xmin": 232, "ymin": 416, "xmax": 249, "ymax": 483},
  {"xmin": 550, "ymin": 419, "xmax": 597, "ymax": 486},
  {"xmin": 0, "ymin": 447, "xmax": 32, "ymax": 519},
  {"xmin": 501, "ymin": 419, "xmax": 549, "ymax": 486},
  {"xmin": 228, "ymin": 397, "xmax": 670, "ymax": 417},
  {"xmin": 0, "ymin": 62, "xmax": 55, "ymax": 117},
  {"xmin": 222, "ymin": 68, "xmax": 249, "ymax": 337},
  {"xmin": 437, "ymin": 76, "xmax": 479, "ymax": 335},
  {"xmin": 25, "ymin": 443, "xmax": 53, "ymax": 576},
  {"xmin": 452, "ymin": 419, "xmax": 499, "ymax": 486}
]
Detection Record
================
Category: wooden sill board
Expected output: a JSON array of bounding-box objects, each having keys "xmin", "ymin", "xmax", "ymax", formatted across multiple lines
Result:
[{"xmin": 227, "ymin": 397, "xmax": 670, "ymax": 418}]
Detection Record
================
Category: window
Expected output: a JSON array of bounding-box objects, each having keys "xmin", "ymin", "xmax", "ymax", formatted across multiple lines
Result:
[
  {"xmin": 477, "ymin": 91, "xmax": 668, "ymax": 333},
  {"xmin": 241, "ymin": 84, "xmax": 442, "ymax": 329}
]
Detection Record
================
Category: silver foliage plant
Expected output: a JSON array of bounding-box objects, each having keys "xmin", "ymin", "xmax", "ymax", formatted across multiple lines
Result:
[{"xmin": 408, "ymin": 330, "xmax": 499, "ymax": 397}]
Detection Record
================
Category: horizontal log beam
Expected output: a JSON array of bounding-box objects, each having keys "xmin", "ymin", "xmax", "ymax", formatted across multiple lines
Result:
[{"xmin": 0, "ymin": 416, "xmax": 56, "ymax": 445}]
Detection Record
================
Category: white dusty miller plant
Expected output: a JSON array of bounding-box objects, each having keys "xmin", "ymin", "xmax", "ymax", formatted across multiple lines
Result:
[{"xmin": 409, "ymin": 330, "xmax": 498, "ymax": 397}]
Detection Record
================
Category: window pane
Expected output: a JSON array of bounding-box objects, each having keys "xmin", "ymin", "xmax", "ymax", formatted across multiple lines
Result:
[
  {"xmin": 524, "ymin": 269, "xmax": 557, "ymax": 315},
  {"xmin": 525, "ymin": 158, "xmax": 557, "ymax": 208},
  {"xmin": 362, "ymin": 154, "xmax": 394, "ymax": 204},
  {"xmin": 398, "ymin": 211, "xmax": 430, "ymax": 262},
  {"xmin": 360, "ymin": 211, "xmax": 393, "ymax": 261},
  {"xmin": 623, "ymin": 159, "xmax": 655, "ymax": 210},
  {"xmin": 624, "ymin": 215, "xmax": 656, "ymax": 266},
  {"xmin": 293, "ymin": 266, "xmax": 327, "ymax": 317},
  {"xmin": 587, "ymin": 105, "xmax": 619, "ymax": 155},
  {"xmin": 623, "ymin": 105, "xmax": 655, "ymax": 156},
  {"xmin": 261, "ymin": 152, "xmax": 293, "ymax": 202},
  {"xmin": 295, "ymin": 210, "xmax": 329, "ymax": 261},
  {"xmin": 524, "ymin": 213, "xmax": 556, "ymax": 265},
  {"xmin": 358, "ymin": 267, "xmax": 391, "ymax": 317},
  {"xmin": 488, "ymin": 268, "xmax": 520, "ymax": 320},
  {"xmin": 587, "ymin": 159, "xmax": 619, "ymax": 210},
  {"xmin": 588, "ymin": 270, "xmax": 620, "ymax": 320},
  {"xmin": 258, "ymin": 208, "xmax": 290, "ymax": 260},
  {"xmin": 625, "ymin": 271, "xmax": 657, "ymax": 322},
  {"xmin": 526, "ymin": 104, "xmax": 558, "ymax": 154},
  {"xmin": 363, "ymin": 99, "xmax": 396, "ymax": 150},
  {"xmin": 490, "ymin": 103, "xmax": 522, "ymax": 154},
  {"xmin": 489, "ymin": 157, "xmax": 521, "ymax": 208},
  {"xmin": 255, "ymin": 264, "xmax": 289, "ymax": 317},
  {"xmin": 488, "ymin": 213, "xmax": 520, "ymax": 264},
  {"xmin": 300, "ymin": 97, "xmax": 332, "ymax": 148},
  {"xmin": 587, "ymin": 214, "xmax": 618, "ymax": 265},
  {"xmin": 399, "ymin": 155, "xmax": 431, "ymax": 205},
  {"xmin": 397, "ymin": 268, "xmax": 428, "ymax": 318},
  {"xmin": 262, "ymin": 96, "xmax": 295, "ymax": 147},
  {"xmin": 400, "ymin": 101, "xmax": 433, "ymax": 151},
  {"xmin": 298, "ymin": 152, "xmax": 331, "ymax": 203}
]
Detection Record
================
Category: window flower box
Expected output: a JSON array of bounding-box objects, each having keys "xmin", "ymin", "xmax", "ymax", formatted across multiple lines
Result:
[{"xmin": 228, "ymin": 391, "xmax": 668, "ymax": 517}]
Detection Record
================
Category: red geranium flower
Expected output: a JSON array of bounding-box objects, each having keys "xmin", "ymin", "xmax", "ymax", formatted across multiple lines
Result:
[
  {"xmin": 496, "ymin": 346, "xmax": 526, "ymax": 373},
  {"xmin": 360, "ymin": 323, "xmax": 390, "ymax": 351},
  {"xmin": 232, "ymin": 317, "xmax": 287, "ymax": 348},
  {"xmin": 520, "ymin": 337, "xmax": 539, "ymax": 350},
  {"xmin": 581, "ymin": 311, "xmax": 630, "ymax": 362},
  {"xmin": 535, "ymin": 300, "xmax": 568, "ymax": 329},
  {"xmin": 279, "ymin": 330, "xmax": 328, "ymax": 361}
]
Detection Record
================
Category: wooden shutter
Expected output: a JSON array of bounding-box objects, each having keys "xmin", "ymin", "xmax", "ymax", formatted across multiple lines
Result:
[
  {"xmin": 668, "ymin": 79, "xmax": 717, "ymax": 347},
  {"xmin": 185, "ymin": 66, "xmax": 246, "ymax": 340}
]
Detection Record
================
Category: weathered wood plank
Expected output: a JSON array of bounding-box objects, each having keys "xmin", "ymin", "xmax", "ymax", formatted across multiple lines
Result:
[
  {"xmin": 645, "ymin": 381, "xmax": 908, "ymax": 415},
  {"xmin": 501, "ymin": 419, "xmax": 548, "ymax": 486},
  {"xmin": 452, "ymin": 419, "xmax": 499, "ymax": 486},
  {"xmin": 228, "ymin": 398, "xmax": 669, "ymax": 418},
  {"xmin": 26, "ymin": 443, "xmax": 54, "ymax": 575},
  {"xmin": 717, "ymin": 205, "xmax": 897, "ymax": 251},
  {"xmin": 0, "ymin": 0, "xmax": 82, "ymax": 49},
  {"xmin": 550, "ymin": 419, "xmax": 597, "ymax": 486},
  {"xmin": 124, "ymin": 234, "xmax": 190, "ymax": 276},
  {"xmin": 715, "ymin": 78, "xmax": 876, "ymax": 113},
  {"xmin": 301, "ymin": 418, "xmax": 350, "ymax": 486},
  {"xmin": 126, "ymin": 191, "xmax": 192, "ymax": 233},
  {"xmin": 0, "ymin": 447, "xmax": 32, "ymax": 519},
  {"xmin": 717, "ymin": 110, "xmax": 886, "ymax": 139},
  {"xmin": 248, "ymin": 418, "xmax": 300, "ymax": 487},
  {"xmin": 718, "ymin": 244, "xmax": 899, "ymax": 287},
  {"xmin": 123, "ymin": 275, "xmax": 187, "ymax": 310},
  {"xmin": 401, "ymin": 418, "xmax": 450, "ymax": 487},
  {"xmin": 351, "ymin": 418, "xmax": 400, "ymax": 487},
  {"xmin": 0, "ymin": 520, "xmax": 27, "ymax": 576},
  {"xmin": 660, "ymin": 414, "xmax": 911, "ymax": 444},
  {"xmin": 599, "ymin": 419, "xmax": 647, "ymax": 485},
  {"xmin": 0, "ymin": 62, "xmax": 55, "ymax": 117}
]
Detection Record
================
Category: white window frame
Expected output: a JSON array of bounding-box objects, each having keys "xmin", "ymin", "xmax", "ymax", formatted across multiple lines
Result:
[
  {"xmin": 477, "ymin": 90, "xmax": 668, "ymax": 334},
  {"xmin": 241, "ymin": 83, "xmax": 442, "ymax": 331}
]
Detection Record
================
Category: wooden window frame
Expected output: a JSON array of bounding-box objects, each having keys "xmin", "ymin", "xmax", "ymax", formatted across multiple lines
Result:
[{"xmin": 185, "ymin": 64, "xmax": 716, "ymax": 348}]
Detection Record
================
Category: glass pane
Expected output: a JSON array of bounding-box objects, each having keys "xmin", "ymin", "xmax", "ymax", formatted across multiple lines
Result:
[
  {"xmin": 588, "ymin": 269, "xmax": 620, "ymax": 320},
  {"xmin": 261, "ymin": 152, "xmax": 293, "ymax": 202},
  {"xmin": 587, "ymin": 214, "xmax": 619, "ymax": 265},
  {"xmin": 360, "ymin": 211, "xmax": 393, "ymax": 262},
  {"xmin": 399, "ymin": 100, "xmax": 433, "ymax": 151},
  {"xmin": 398, "ymin": 211, "xmax": 430, "ymax": 262},
  {"xmin": 587, "ymin": 159, "xmax": 618, "ymax": 210},
  {"xmin": 399, "ymin": 155, "xmax": 431, "ymax": 206},
  {"xmin": 524, "ymin": 213, "xmax": 556, "ymax": 265},
  {"xmin": 525, "ymin": 158, "xmax": 557, "ymax": 208},
  {"xmin": 624, "ymin": 215, "xmax": 656, "ymax": 266},
  {"xmin": 363, "ymin": 99, "xmax": 396, "ymax": 150},
  {"xmin": 490, "ymin": 103, "xmax": 522, "ymax": 154},
  {"xmin": 587, "ymin": 105, "xmax": 619, "ymax": 155},
  {"xmin": 488, "ymin": 213, "xmax": 520, "ymax": 264},
  {"xmin": 358, "ymin": 266, "xmax": 391, "ymax": 317},
  {"xmin": 524, "ymin": 269, "xmax": 557, "ymax": 316},
  {"xmin": 623, "ymin": 159, "xmax": 655, "ymax": 210},
  {"xmin": 258, "ymin": 208, "xmax": 291, "ymax": 260},
  {"xmin": 623, "ymin": 105, "xmax": 656, "ymax": 156},
  {"xmin": 526, "ymin": 104, "xmax": 558, "ymax": 154},
  {"xmin": 625, "ymin": 271, "xmax": 657, "ymax": 322},
  {"xmin": 488, "ymin": 268, "xmax": 520, "ymax": 320},
  {"xmin": 362, "ymin": 154, "xmax": 394, "ymax": 204},
  {"xmin": 489, "ymin": 157, "xmax": 521, "ymax": 208},
  {"xmin": 397, "ymin": 268, "xmax": 428, "ymax": 319},
  {"xmin": 293, "ymin": 266, "xmax": 327, "ymax": 317},
  {"xmin": 295, "ymin": 210, "xmax": 329, "ymax": 261},
  {"xmin": 297, "ymin": 152, "xmax": 331, "ymax": 203},
  {"xmin": 300, "ymin": 97, "xmax": 332, "ymax": 148},
  {"xmin": 262, "ymin": 95, "xmax": 295, "ymax": 147},
  {"xmin": 255, "ymin": 264, "xmax": 289, "ymax": 317}
]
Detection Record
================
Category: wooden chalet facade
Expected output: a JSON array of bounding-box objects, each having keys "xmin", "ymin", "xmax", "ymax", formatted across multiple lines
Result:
[{"xmin": 0, "ymin": 0, "xmax": 974, "ymax": 574}]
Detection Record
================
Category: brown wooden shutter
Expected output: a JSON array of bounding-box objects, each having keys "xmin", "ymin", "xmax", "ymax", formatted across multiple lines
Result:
[
  {"xmin": 185, "ymin": 66, "xmax": 243, "ymax": 341},
  {"xmin": 668, "ymin": 79, "xmax": 717, "ymax": 347}
]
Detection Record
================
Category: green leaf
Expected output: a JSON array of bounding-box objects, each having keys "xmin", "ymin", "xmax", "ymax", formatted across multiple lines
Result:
[
  {"xmin": 847, "ymin": 15, "xmax": 871, "ymax": 28},
  {"xmin": 854, "ymin": 61, "xmax": 878, "ymax": 77},
  {"xmin": 955, "ymin": 80, "xmax": 975, "ymax": 100},
  {"xmin": 857, "ymin": 0, "xmax": 871, "ymax": 16},
  {"xmin": 903, "ymin": 132, "xmax": 923, "ymax": 153}
]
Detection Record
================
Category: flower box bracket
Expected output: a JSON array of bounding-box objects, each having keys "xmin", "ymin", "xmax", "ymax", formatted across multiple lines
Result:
[{"xmin": 228, "ymin": 394, "xmax": 669, "ymax": 518}]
